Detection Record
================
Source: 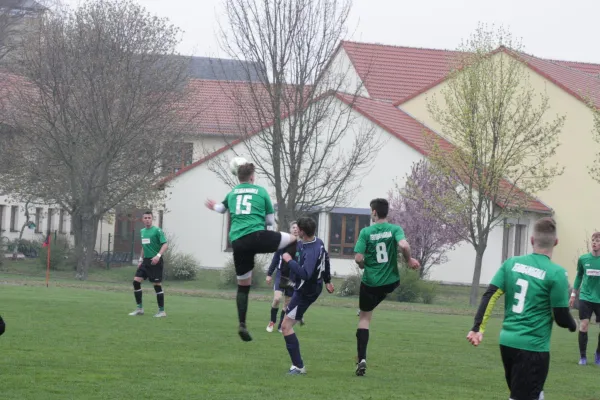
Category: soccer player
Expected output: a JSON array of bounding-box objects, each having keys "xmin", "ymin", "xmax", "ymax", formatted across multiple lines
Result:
[
  {"xmin": 467, "ymin": 217, "xmax": 576, "ymax": 400},
  {"xmin": 353, "ymin": 198, "xmax": 420, "ymax": 377},
  {"xmin": 570, "ymin": 231, "xmax": 600, "ymax": 365},
  {"xmin": 266, "ymin": 221, "xmax": 299, "ymax": 333},
  {"xmin": 129, "ymin": 211, "xmax": 168, "ymax": 318},
  {"xmin": 205, "ymin": 162, "xmax": 297, "ymax": 341},
  {"xmin": 280, "ymin": 216, "xmax": 334, "ymax": 374}
]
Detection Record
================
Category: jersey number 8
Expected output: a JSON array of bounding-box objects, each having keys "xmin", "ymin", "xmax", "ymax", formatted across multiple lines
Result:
[
  {"xmin": 376, "ymin": 242, "xmax": 389, "ymax": 263},
  {"xmin": 236, "ymin": 194, "xmax": 252, "ymax": 215}
]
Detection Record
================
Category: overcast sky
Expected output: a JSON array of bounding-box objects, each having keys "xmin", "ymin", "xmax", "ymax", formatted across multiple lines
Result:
[{"xmin": 62, "ymin": 0, "xmax": 600, "ymax": 64}]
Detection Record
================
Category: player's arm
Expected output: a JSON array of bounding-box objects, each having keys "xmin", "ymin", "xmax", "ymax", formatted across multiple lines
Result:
[
  {"xmin": 552, "ymin": 269, "xmax": 577, "ymax": 332},
  {"xmin": 322, "ymin": 250, "xmax": 332, "ymax": 284},
  {"xmin": 138, "ymin": 247, "xmax": 144, "ymax": 266},
  {"xmin": 572, "ymin": 257, "xmax": 584, "ymax": 294},
  {"xmin": 467, "ymin": 264, "xmax": 506, "ymax": 346},
  {"xmin": 267, "ymin": 250, "xmax": 281, "ymax": 277},
  {"xmin": 205, "ymin": 194, "xmax": 229, "ymax": 214},
  {"xmin": 354, "ymin": 229, "xmax": 367, "ymax": 269}
]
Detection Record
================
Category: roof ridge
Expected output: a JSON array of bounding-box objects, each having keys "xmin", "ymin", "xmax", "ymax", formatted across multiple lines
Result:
[
  {"xmin": 341, "ymin": 40, "xmax": 462, "ymax": 54},
  {"xmin": 513, "ymin": 49, "xmax": 600, "ymax": 80}
]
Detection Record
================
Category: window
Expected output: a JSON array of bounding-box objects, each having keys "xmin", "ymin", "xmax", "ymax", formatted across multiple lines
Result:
[
  {"xmin": 59, "ymin": 209, "xmax": 66, "ymax": 233},
  {"xmin": 35, "ymin": 208, "xmax": 42, "ymax": 233},
  {"xmin": 47, "ymin": 208, "xmax": 54, "ymax": 233},
  {"xmin": 10, "ymin": 205, "xmax": 18, "ymax": 232},
  {"xmin": 328, "ymin": 213, "xmax": 370, "ymax": 257},
  {"xmin": 0, "ymin": 205, "xmax": 4, "ymax": 232},
  {"xmin": 502, "ymin": 221, "xmax": 528, "ymax": 261},
  {"xmin": 164, "ymin": 142, "xmax": 194, "ymax": 173},
  {"xmin": 158, "ymin": 210, "xmax": 164, "ymax": 228}
]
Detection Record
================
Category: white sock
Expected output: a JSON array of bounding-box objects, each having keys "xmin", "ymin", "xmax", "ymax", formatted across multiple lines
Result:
[{"xmin": 278, "ymin": 232, "xmax": 296, "ymax": 250}]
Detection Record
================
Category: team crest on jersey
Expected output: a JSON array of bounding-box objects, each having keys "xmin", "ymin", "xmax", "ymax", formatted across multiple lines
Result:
[
  {"xmin": 586, "ymin": 269, "xmax": 600, "ymax": 277},
  {"xmin": 141, "ymin": 238, "xmax": 150, "ymax": 244}
]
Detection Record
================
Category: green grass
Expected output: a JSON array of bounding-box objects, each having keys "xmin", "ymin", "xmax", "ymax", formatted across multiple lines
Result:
[{"xmin": 1, "ymin": 283, "xmax": 599, "ymax": 400}]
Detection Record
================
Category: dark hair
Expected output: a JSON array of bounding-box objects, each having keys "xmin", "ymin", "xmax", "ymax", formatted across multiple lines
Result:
[
  {"xmin": 143, "ymin": 211, "xmax": 153, "ymax": 216},
  {"xmin": 238, "ymin": 163, "xmax": 255, "ymax": 182},
  {"xmin": 533, "ymin": 217, "xmax": 557, "ymax": 249},
  {"xmin": 370, "ymin": 198, "xmax": 389, "ymax": 219},
  {"xmin": 297, "ymin": 216, "xmax": 317, "ymax": 237}
]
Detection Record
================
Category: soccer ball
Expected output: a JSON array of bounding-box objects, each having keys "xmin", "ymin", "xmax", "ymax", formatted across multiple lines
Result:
[{"xmin": 229, "ymin": 156, "xmax": 248, "ymax": 176}]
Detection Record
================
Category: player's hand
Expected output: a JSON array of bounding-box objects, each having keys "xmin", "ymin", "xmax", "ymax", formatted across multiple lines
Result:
[
  {"xmin": 204, "ymin": 199, "xmax": 216, "ymax": 210},
  {"xmin": 326, "ymin": 283, "xmax": 334, "ymax": 293},
  {"xmin": 282, "ymin": 253, "xmax": 292, "ymax": 263},
  {"xmin": 466, "ymin": 331, "xmax": 483, "ymax": 347},
  {"xmin": 150, "ymin": 255, "xmax": 160, "ymax": 265},
  {"xmin": 569, "ymin": 296, "xmax": 575, "ymax": 308},
  {"xmin": 407, "ymin": 258, "xmax": 420, "ymax": 270},
  {"xmin": 266, "ymin": 276, "xmax": 272, "ymax": 284}
]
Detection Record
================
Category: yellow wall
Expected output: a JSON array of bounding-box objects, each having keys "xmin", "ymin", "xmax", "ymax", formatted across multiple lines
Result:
[{"xmin": 400, "ymin": 53, "xmax": 599, "ymax": 280}]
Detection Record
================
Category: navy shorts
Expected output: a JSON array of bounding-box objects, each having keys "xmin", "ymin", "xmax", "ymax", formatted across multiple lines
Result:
[
  {"xmin": 274, "ymin": 272, "xmax": 294, "ymax": 296},
  {"xmin": 285, "ymin": 286, "xmax": 321, "ymax": 321}
]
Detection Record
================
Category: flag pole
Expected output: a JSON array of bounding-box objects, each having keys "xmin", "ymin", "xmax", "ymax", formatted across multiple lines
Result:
[{"xmin": 45, "ymin": 234, "xmax": 51, "ymax": 287}]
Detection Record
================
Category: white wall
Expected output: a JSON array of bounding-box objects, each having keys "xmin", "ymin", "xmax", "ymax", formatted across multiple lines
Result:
[
  {"xmin": 163, "ymin": 97, "xmax": 524, "ymax": 283},
  {"xmin": 323, "ymin": 48, "xmax": 369, "ymax": 97}
]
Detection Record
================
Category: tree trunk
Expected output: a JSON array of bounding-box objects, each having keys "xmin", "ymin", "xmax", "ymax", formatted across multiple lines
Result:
[
  {"xmin": 72, "ymin": 210, "xmax": 99, "ymax": 280},
  {"xmin": 469, "ymin": 246, "xmax": 486, "ymax": 306}
]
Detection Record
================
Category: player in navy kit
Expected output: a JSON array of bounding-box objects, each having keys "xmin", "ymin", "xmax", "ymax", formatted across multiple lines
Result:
[{"xmin": 280, "ymin": 216, "xmax": 334, "ymax": 374}]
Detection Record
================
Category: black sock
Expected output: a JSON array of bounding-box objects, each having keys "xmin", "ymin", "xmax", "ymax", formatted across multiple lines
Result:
[
  {"xmin": 597, "ymin": 333, "xmax": 600, "ymax": 354},
  {"xmin": 579, "ymin": 331, "xmax": 588, "ymax": 358},
  {"xmin": 133, "ymin": 281, "xmax": 142, "ymax": 307},
  {"xmin": 154, "ymin": 285, "xmax": 164, "ymax": 311},
  {"xmin": 278, "ymin": 310, "xmax": 286, "ymax": 328},
  {"xmin": 237, "ymin": 285, "xmax": 251, "ymax": 325},
  {"xmin": 270, "ymin": 307, "xmax": 278, "ymax": 323},
  {"xmin": 356, "ymin": 328, "xmax": 369, "ymax": 361}
]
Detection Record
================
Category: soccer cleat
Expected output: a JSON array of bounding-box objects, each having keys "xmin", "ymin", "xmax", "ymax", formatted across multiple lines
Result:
[
  {"xmin": 154, "ymin": 311, "xmax": 167, "ymax": 318},
  {"xmin": 355, "ymin": 359, "xmax": 367, "ymax": 376},
  {"xmin": 357, "ymin": 309, "xmax": 360, "ymax": 317},
  {"xmin": 266, "ymin": 322, "xmax": 275, "ymax": 333},
  {"xmin": 595, "ymin": 352, "xmax": 600, "ymax": 366},
  {"xmin": 579, "ymin": 357, "xmax": 587, "ymax": 365},
  {"xmin": 238, "ymin": 323, "xmax": 253, "ymax": 342},
  {"xmin": 288, "ymin": 365, "xmax": 306, "ymax": 375},
  {"xmin": 128, "ymin": 308, "xmax": 144, "ymax": 316}
]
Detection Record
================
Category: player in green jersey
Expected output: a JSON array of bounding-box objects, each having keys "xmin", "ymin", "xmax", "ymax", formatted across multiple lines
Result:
[
  {"xmin": 570, "ymin": 231, "xmax": 600, "ymax": 365},
  {"xmin": 205, "ymin": 162, "xmax": 298, "ymax": 342},
  {"xmin": 353, "ymin": 198, "xmax": 420, "ymax": 376},
  {"xmin": 468, "ymin": 217, "xmax": 576, "ymax": 400},
  {"xmin": 129, "ymin": 211, "xmax": 169, "ymax": 318}
]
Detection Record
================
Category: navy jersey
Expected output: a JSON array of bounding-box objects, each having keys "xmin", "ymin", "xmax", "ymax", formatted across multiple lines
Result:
[
  {"xmin": 267, "ymin": 241, "xmax": 301, "ymax": 280},
  {"xmin": 288, "ymin": 237, "xmax": 331, "ymax": 296}
]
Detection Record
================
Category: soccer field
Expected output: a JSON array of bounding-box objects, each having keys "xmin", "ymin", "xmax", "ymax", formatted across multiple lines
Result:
[{"xmin": 0, "ymin": 284, "xmax": 598, "ymax": 400}]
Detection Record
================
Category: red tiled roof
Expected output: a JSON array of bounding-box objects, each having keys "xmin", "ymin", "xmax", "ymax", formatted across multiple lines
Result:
[
  {"xmin": 340, "ymin": 41, "xmax": 463, "ymax": 102},
  {"xmin": 341, "ymin": 41, "xmax": 600, "ymax": 108},
  {"xmin": 337, "ymin": 95, "xmax": 552, "ymax": 214},
  {"xmin": 552, "ymin": 60, "xmax": 600, "ymax": 76}
]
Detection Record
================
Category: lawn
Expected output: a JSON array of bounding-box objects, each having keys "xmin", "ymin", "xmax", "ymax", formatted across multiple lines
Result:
[{"xmin": 1, "ymin": 283, "xmax": 599, "ymax": 400}]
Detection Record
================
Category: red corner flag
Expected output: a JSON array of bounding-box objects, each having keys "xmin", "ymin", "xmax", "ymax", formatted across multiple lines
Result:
[{"xmin": 44, "ymin": 233, "xmax": 51, "ymax": 287}]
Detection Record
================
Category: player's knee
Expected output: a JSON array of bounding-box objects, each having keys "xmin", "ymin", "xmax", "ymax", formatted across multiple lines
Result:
[
  {"xmin": 281, "ymin": 320, "xmax": 294, "ymax": 335},
  {"xmin": 272, "ymin": 297, "xmax": 280, "ymax": 307},
  {"xmin": 277, "ymin": 232, "xmax": 296, "ymax": 250},
  {"xmin": 580, "ymin": 319, "xmax": 590, "ymax": 332},
  {"xmin": 133, "ymin": 281, "xmax": 141, "ymax": 290},
  {"xmin": 237, "ymin": 271, "xmax": 252, "ymax": 282}
]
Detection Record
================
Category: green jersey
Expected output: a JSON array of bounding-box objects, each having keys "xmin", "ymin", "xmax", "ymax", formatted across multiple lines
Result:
[
  {"xmin": 140, "ymin": 226, "xmax": 167, "ymax": 258},
  {"xmin": 223, "ymin": 183, "xmax": 274, "ymax": 242},
  {"xmin": 489, "ymin": 253, "xmax": 570, "ymax": 352},
  {"xmin": 354, "ymin": 222, "xmax": 405, "ymax": 287},
  {"xmin": 574, "ymin": 253, "xmax": 600, "ymax": 303}
]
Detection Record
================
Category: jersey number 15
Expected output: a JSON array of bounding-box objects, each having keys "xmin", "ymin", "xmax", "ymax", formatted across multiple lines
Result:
[{"xmin": 236, "ymin": 194, "xmax": 252, "ymax": 215}]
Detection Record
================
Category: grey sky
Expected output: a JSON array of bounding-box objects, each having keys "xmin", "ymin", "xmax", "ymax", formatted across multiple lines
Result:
[{"xmin": 62, "ymin": 0, "xmax": 600, "ymax": 64}]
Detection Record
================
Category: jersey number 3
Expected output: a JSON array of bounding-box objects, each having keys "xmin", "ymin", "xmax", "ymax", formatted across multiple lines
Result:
[
  {"xmin": 376, "ymin": 242, "xmax": 389, "ymax": 263},
  {"xmin": 512, "ymin": 278, "xmax": 529, "ymax": 314},
  {"xmin": 235, "ymin": 195, "xmax": 252, "ymax": 215}
]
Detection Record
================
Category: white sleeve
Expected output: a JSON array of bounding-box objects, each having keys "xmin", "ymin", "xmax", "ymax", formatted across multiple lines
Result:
[
  {"xmin": 213, "ymin": 203, "xmax": 226, "ymax": 214},
  {"xmin": 265, "ymin": 213, "xmax": 275, "ymax": 226}
]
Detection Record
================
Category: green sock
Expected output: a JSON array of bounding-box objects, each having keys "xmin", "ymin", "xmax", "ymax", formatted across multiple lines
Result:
[
  {"xmin": 137, "ymin": 304, "xmax": 143, "ymax": 309},
  {"xmin": 159, "ymin": 307, "xmax": 164, "ymax": 312}
]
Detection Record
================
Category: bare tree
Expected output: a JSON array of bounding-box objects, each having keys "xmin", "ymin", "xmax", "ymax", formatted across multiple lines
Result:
[
  {"xmin": 0, "ymin": 0, "xmax": 192, "ymax": 279},
  {"xmin": 411, "ymin": 25, "xmax": 565, "ymax": 305},
  {"xmin": 210, "ymin": 0, "xmax": 379, "ymax": 228}
]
